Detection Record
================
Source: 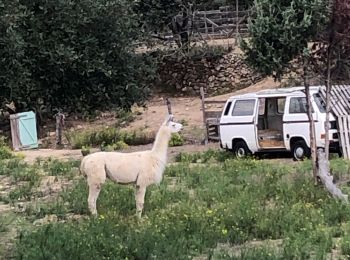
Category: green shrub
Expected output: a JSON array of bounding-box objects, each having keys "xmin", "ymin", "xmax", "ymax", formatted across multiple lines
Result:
[
  {"xmin": 114, "ymin": 109, "xmax": 137, "ymax": 127},
  {"xmin": 169, "ymin": 133, "xmax": 185, "ymax": 147},
  {"xmin": 0, "ymin": 0, "xmax": 156, "ymax": 115},
  {"xmin": 67, "ymin": 127, "xmax": 154, "ymax": 149},
  {"xmin": 81, "ymin": 146, "xmax": 91, "ymax": 156},
  {"xmin": 0, "ymin": 146, "xmax": 14, "ymax": 160},
  {"xmin": 36, "ymin": 158, "xmax": 80, "ymax": 178}
]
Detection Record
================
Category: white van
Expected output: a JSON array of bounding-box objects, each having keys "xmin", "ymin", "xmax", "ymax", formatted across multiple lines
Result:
[{"xmin": 219, "ymin": 86, "xmax": 340, "ymax": 160}]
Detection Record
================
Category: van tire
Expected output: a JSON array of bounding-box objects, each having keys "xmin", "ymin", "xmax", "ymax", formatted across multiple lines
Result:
[
  {"xmin": 232, "ymin": 141, "xmax": 251, "ymax": 158},
  {"xmin": 292, "ymin": 140, "xmax": 310, "ymax": 161}
]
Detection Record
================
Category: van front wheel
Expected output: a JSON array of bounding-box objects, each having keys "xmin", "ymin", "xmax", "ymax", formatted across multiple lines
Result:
[
  {"xmin": 232, "ymin": 141, "xmax": 251, "ymax": 158},
  {"xmin": 292, "ymin": 140, "xmax": 310, "ymax": 161}
]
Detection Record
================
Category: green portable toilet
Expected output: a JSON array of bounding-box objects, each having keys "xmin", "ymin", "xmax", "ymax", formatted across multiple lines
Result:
[{"xmin": 10, "ymin": 111, "xmax": 38, "ymax": 151}]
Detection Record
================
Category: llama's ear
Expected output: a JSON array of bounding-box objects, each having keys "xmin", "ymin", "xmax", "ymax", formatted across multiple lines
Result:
[{"xmin": 163, "ymin": 114, "xmax": 173, "ymax": 125}]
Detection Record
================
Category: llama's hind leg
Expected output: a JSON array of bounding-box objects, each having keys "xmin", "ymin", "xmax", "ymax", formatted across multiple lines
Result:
[
  {"xmin": 88, "ymin": 183, "xmax": 102, "ymax": 216},
  {"xmin": 135, "ymin": 185, "xmax": 146, "ymax": 219}
]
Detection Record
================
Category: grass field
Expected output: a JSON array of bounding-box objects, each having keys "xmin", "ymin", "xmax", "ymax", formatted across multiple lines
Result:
[{"xmin": 1, "ymin": 148, "xmax": 350, "ymax": 259}]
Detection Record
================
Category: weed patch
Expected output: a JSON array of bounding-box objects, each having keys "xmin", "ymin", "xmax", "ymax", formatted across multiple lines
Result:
[{"xmin": 10, "ymin": 155, "xmax": 350, "ymax": 259}]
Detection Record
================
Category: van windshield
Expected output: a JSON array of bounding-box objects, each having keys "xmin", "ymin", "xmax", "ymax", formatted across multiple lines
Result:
[{"xmin": 313, "ymin": 93, "xmax": 326, "ymax": 113}]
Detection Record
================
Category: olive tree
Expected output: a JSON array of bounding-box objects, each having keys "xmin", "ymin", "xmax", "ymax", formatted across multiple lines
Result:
[
  {"xmin": 0, "ymin": 0, "xmax": 155, "ymax": 117},
  {"xmin": 241, "ymin": 0, "xmax": 329, "ymax": 179}
]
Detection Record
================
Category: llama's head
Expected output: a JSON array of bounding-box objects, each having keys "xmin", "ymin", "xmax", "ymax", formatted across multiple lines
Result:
[{"xmin": 163, "ymin": 114, "xmax": 182, "ymax": 133}]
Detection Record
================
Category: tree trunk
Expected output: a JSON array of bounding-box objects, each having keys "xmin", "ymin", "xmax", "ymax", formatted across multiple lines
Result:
[
  {"xmin": 317, "ymin": 149, "xmax": 348, "ymax": 203},
  {"xmin": 303, "ymin": 62, "xmax": 318, "ymax": 181},
  {"xmin": 324, "ymin": 45, "xmax": 332, "ymax": 159}
]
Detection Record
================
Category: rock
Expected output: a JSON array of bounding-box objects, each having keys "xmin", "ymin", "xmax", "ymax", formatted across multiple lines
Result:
[{"xmin": 77, "ymin": 125, "xmax": 83, "ymax": 130}]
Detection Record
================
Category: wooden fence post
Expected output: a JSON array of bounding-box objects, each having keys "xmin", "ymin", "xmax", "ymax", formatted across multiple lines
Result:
[
  {"xmin": 200, "ymin": 87, "xmax": 208, "ymax": 145},
  {"xmin": 55, "ymin": 111, "xmax": 65, "ymax": 146},
  {"xmin": 235, "ymin": 0, "xmax": 239, "ymax": 46}
]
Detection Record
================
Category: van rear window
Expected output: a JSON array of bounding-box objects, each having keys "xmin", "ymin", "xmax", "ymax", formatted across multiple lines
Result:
[{"xmin": 232, "ymin": 99, "xmax": 255, "ymax": 116}]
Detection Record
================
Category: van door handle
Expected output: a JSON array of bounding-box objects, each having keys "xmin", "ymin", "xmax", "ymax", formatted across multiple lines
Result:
[{"xmin": 286, "ymin": 134, "xmax": 290, "ymax": 139}]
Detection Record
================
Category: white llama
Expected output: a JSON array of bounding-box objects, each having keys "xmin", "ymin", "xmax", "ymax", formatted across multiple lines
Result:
[{"xmin": 80, "ymin": 115, "xmax": 183, "ymax": 217}]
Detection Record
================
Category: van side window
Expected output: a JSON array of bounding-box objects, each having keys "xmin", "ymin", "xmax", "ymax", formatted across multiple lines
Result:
[
  {"xmin": 289, "ymin": 97, "xmax": 308, "ymax": 113},
  {"xmin": 232, "ymin": 99, "xmax": 255, "ymax": 116},
  {"xmin": 223, "ymin": 101, "xmax": 232, "ymax": 116}
]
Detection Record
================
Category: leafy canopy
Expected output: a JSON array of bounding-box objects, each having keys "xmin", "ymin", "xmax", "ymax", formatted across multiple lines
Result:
[
  {"xmin": 241, "ymin": 0, "xmax": 329, "ymax": 79},
  {"xmin": 0, "ymin": 0, "xmax": 155, "ymax": 115}
]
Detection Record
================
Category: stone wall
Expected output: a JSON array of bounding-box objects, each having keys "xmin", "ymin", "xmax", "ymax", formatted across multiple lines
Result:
[{"xmin": 156, "ymin": 51, "xmax": 263, "ymax": 96}]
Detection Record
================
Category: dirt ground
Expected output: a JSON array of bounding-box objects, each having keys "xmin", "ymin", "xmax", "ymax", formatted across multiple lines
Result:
[{"xmin": 127, "ymin": 77, "xmax": 279, "ymax": 133}]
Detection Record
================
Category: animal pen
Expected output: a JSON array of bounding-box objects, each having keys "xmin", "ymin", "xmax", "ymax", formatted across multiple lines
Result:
[
  {"xmin": 200, "ymin": 86, "xmax": 350, "ymax": 159},
  {"xmin": 192, "ymin": 4, "xmax": 250, "ymax": 39}
]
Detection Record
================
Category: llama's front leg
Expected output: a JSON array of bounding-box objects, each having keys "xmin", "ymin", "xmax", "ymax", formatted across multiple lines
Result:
[
  {"xmin": 135, "ymin": 185, "xmax": 146, "ymax": 219},
  {"xmin": 88, "ymin": 183, "xmax": 101, "ymax": 216}
]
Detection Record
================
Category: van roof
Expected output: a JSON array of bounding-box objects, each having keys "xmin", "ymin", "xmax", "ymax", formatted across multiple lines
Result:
[{"xmin": 228, "ymin": 86, "xmax": 322, "ymax": 100}]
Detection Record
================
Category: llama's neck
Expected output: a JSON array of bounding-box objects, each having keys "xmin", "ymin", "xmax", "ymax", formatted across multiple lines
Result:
[{"xmin": 151, "ymin": 126, "xmax": 171, "ymax": 162}]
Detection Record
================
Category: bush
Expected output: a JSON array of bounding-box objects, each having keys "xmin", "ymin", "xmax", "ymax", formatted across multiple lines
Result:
[
  {"xmin": 0, "ymin": 0, "xmax": 156, "ymax": 115},
  {"xmin": 0, "ymin": 146, "xmax": 14, "ymax": 160},
  {"xmin": 169, "ymin": 133, "xmax": 185, "ymax": 147},
  {"xmin": 67, "ymin": 127, "xmax": 154, "ymax": 149}
]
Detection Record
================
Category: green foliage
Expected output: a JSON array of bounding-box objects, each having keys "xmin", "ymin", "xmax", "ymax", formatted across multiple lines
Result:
[
  {"xmin": 114, "ymin": 109, "xmax": 137, "ymax": 128},
  {"xmin": 175, "ymin": 149, "xmax": 232, "ymax": 163},
  {"xmin": 169, "ymin": 133, "xmax": 185, "ymax": 147},
  {"xmin": 0, "ymin": 136, "xmax": 14, "ymax": 160},
  {"xmin": 14, "ymin": 156, "xmax": 350, "ymax": 259},
  {"xmin": 102, "ymin": 141, "xmax": 129, "ymax": 151},
  {"xmin": 0, "ymin": 146, "xmax": 14, "ymax": 160},
  {"xmin": 81, "ymin": 146, "xmax": 91, "ymax": 156},
  {"xmin": 0, "ymin": 158, "xmax": 41, "ymax": 204},
  {"xmin": 67, "ymin": 127, "xmax": 154, "ymax": 149},
  {"xmin": 241, "ymin": 0, "xmax": 329, "ymax": 79},
  {"xmin": 35, "ymin": 158, "xmax": 80, "ymax": 178},
  {"xmin": 0, "ymin": 0, "xmax": 156, "ymax": 115}
]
